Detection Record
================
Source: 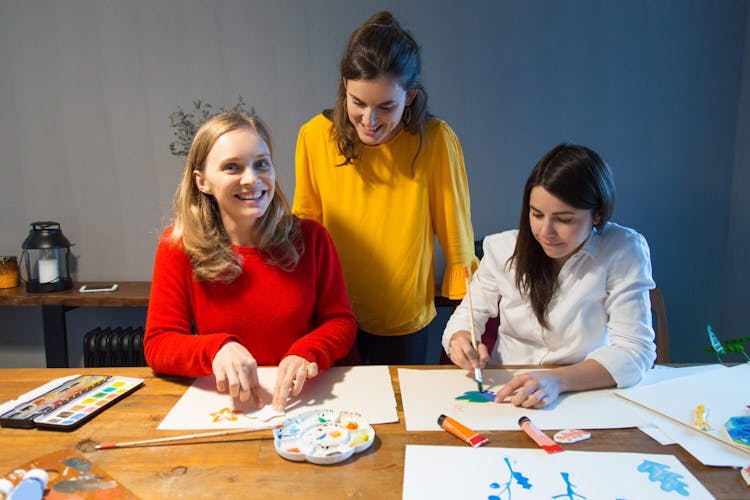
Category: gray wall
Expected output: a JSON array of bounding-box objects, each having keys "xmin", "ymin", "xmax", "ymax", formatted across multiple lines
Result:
[{"xmin": 1, "ymin": 0, "xmax": 748, "ymax": 366}]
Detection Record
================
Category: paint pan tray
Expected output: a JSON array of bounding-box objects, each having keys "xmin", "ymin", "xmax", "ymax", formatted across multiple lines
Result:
[{"xmin": 273, "ymin": 408, "xmax": 374, "ymax": 465}]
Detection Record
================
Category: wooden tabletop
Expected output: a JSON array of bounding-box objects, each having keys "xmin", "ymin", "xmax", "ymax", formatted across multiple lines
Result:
[
  {"xmin": 0, "ymin": 282, "xmax": 150, "ymax": 307},
  {"xmin": 0, "ymin": 367, "xmax": 745, "ymax": 499}
]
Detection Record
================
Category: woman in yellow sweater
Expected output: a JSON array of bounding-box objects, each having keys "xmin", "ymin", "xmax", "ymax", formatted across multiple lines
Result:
[{"xmin": 293, "ymin": 11, "xmax": 478, "ymax": 364}]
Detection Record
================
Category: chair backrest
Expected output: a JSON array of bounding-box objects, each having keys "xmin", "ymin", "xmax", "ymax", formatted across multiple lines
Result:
[{"xmin": 650, "ymin": 287, "xmax": 670, "ymax": 364}]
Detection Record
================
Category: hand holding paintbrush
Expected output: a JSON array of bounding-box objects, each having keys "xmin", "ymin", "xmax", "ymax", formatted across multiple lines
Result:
[{"xmin": 463, "ymin": 267, "xmax": 484, "ymax": 391}]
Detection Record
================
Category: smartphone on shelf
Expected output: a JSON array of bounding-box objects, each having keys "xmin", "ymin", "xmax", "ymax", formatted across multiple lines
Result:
[{"xmin": 79, "ymin": 284, "xmax": 119, "ymax": 293}]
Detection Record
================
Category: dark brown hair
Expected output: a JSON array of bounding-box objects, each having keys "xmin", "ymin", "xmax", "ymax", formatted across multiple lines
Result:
[
  {"xmin": 327, "ymin": 11, "xmax": 429, "ymax": 166},
  {"xmin": 510, "ymin": 143, "xmax": 615, "ymax": 327}
]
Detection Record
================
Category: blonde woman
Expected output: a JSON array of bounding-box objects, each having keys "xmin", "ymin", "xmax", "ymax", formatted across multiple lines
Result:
[{"xmin": 145, "ymin": 112, "xmax": 356, "ymax": 411}]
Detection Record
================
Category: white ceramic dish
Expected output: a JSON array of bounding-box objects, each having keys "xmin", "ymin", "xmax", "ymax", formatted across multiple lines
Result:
[{"xmin": 273, "ymin": 408, "xmax": 375, "ymax": 465}]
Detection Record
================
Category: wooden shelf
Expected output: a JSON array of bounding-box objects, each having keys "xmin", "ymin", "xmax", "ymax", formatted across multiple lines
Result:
[
  {"xmin": 0, "ymin": 281, "xmax": 150, "ymax": 307},
  {"xmin": 0, "ymin": 281, "xmax": 151, "ymax": 367}
]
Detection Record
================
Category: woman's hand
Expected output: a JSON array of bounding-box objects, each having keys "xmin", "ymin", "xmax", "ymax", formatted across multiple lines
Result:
[
  {"xmin": 211, "ymin": 341, "xmax": 264, "ymax": 409},
  {"xmin": 448, "ymin": 330, "xmax": 489, "ymax": 371},
  {"xmin": 272, "ymin": 356, "xmax": 319, "ymax": 411},
  {"xmin": 494, "ymin": 360, "xmax": 616, "ymax": 408},
  {"xmin": 494, "ymin": 370, "xmax": 562, "ymax": 408}
]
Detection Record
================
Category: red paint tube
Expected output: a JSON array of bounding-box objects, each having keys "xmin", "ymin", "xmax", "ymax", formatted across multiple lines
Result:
[
  {"xmin": 518, "ymin": 416, "xmax": 564, "ymax": 454},
  {"xmin": 438, "ymin": 414, "xmax": 489, "ymax": 447}
]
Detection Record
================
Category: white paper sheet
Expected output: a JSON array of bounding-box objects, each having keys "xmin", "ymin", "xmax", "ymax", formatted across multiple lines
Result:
[
  {"xmin": 398, "ymin": 368, "xmax": 647, "ymax": 430},
  {"xmin": 615, "ymin": 363, "xmax": 750, "ymax": 467},
  {"xmin": 398, "ymin": 365, "xmax": 729, "ymax": 432},
  {"xmin": 634, "ymin": 364, "xmax": 725, "ymax": 445},
  {"xmin": 402, "ymin": 445, "xmax": 714, "ymax": 499},
  {"xmin": 158, "ymin": 366, "xmax": 397, "ymax": 430}
]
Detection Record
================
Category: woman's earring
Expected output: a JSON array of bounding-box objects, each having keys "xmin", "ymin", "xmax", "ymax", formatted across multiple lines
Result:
[{"xmin": 403, "ymin": 105, "xmax": 412, "ymax": 125}]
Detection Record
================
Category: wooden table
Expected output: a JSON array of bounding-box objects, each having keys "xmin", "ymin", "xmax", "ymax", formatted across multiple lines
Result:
[
  {"xmin": 0, "ymin": 282, "xmax": 150, "ymax": 367},
  {"xmin": 0, "ymin": 367, "xmax": 745, "ymax": 499}
]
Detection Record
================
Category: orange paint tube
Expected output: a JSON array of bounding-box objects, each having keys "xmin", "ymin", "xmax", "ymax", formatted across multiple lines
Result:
[{"xmin": 437, "ymin": 414, "xmax": 489, "ymax": 447}]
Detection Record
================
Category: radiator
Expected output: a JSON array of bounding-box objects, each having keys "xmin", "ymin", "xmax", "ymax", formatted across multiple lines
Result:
[{"xmin": 83, "ymin": 327, "xmax": 146, "ymax": 367}]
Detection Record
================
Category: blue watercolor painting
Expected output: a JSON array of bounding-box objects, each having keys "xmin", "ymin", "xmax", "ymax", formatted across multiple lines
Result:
[
  {"xmin": 637, "ymin": 460, "xmax": 690, "ymax": 497},
  {"xmin": 724, "ymin": 415, "xmax": 750, "ymax": 447},
  {"xmin": 402, "ymin": 446, "xmax": 714, "ymax": 499},
  {"xmin": 552, "ymin": 472, "xmax": 587, "ymax": 499},
  {"xmin": 488, "ymin": 457, "xmax": 533, "ymax": 499}
]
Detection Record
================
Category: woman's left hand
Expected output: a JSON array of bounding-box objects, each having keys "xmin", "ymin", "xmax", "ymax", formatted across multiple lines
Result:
[
  {"xmin": 494, "ymin": 370, "xmax": 562, "ymax": 408},
  {"xmin": 272, "ymin": 356, "xmax": 319, "ymax": 411}
]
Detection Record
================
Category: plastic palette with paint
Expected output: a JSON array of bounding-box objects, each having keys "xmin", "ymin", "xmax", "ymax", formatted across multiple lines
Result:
[{"xmin": 273, "ymin": 408, "xmax": 375, "ymax": 464}]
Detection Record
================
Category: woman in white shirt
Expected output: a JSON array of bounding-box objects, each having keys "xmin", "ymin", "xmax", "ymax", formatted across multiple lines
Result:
[{"xmin": 443, "ymin": 143, "xmax": 656, "ymax": 408}]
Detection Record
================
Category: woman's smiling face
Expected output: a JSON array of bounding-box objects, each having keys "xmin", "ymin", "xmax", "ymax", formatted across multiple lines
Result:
[
  {"xmin": 193, "ymin": 127, "xmax": 275, "ymax": 246},
  {"xmin": 345, "ymin": 74, "xmax": 415, "ymax": 146}
]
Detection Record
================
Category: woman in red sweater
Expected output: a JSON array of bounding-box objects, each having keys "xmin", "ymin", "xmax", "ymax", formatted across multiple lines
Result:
[{"xmin": 144, "ymin": 112, "xmax": 356, "ymax": 411}]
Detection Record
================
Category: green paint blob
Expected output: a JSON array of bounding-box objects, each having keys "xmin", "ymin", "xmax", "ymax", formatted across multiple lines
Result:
[{"xmin": 455, "ymin": 390, "xmax": 495, "ymax": 403}]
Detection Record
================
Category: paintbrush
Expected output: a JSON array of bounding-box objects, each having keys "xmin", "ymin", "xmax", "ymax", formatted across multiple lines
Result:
[
  {"xmin": 95, "ymin": 424, "xmax": 282, "ymax": 450},
  {"xmin": 463, "ymin": 267, "xmax": 483, "ymax": 392}
]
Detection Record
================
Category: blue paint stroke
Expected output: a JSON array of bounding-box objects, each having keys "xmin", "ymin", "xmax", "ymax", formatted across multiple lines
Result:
[
  {"xmin": 488, "ymin": 457, "xmax": 532, "ymax": 499},
  {"xmin": 456, "ymin": 390, "xmax": 495, "ymax": 403},
  {"xmin": 724, "ymin": 416, "xmax": 750, "ymax": 447},
  {"xmin": 637, "ymin": 460, "xmax": 690, "ymax": 496},
  {"xmin": 552, "ymin": 472, "xmax": 587, "ymax": 499}
]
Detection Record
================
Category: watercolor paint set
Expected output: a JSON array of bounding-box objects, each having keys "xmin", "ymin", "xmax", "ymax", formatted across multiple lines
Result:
[{"xmin": 0, "ymin": 374, "xmax": 143, "ymax": 430}]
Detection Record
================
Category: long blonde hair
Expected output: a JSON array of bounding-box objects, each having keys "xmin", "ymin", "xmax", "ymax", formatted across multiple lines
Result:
[{"xmin": 171, "ymin": 112, "xmax": 302, "ymax": 282}]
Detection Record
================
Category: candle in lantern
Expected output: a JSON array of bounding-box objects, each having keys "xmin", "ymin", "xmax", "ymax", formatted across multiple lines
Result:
[{"xmin": 38, "ymin": 257, "xmax": 59, "ymax": 283}]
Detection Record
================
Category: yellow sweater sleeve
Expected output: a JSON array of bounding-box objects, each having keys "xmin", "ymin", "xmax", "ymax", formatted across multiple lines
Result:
[
  {"xmin": 428, "ymin": 122, "xmax": 480, "ymax": 299},
  {"xmin": 292, "ymin": 122, "xmax": 323, "ymax": 223}
]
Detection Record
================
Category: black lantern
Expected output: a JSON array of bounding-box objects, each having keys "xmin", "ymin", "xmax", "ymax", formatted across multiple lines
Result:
[{"xmin": 20, "ymin": 221, "xmax": 73, "ymax": 293}]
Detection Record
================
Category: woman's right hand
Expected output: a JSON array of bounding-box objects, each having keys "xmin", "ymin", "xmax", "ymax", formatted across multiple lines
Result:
[
  {"xmin": 211, "ymin": 341, "xmax": 264, "ymax": 409},
  {"xmin": 448, "ymin": 330, "xmax": 489, "ymax": 371}
]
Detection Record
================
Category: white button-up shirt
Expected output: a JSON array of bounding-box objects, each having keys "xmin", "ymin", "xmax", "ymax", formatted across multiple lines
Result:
[{"xmin": 442, "ymin": 222, "xmax": 656, "ymax": 387}]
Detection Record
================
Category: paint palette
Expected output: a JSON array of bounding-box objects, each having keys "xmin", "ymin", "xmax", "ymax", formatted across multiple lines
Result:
[
  {"xmin": 1, "ymin": 448, "xmax": 138, "ymax": 498},
  {"xmin": 273, "ymin": 408, "xmax": 375, "ymax": 465},
  {"xmin": 0, "ymin": 374, "xmax": 143, "ymax": 430}
]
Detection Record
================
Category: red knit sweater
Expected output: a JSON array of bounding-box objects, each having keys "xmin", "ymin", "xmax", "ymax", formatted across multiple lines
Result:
[{"xmin": 144, "ymin": 219, "xmax": 356, "ymax": 377}]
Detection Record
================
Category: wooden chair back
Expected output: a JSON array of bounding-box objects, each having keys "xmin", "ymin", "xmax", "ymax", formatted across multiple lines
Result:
[{"xmin": 650, "ymin": 287, "xmax": 670, "ymax": 364}]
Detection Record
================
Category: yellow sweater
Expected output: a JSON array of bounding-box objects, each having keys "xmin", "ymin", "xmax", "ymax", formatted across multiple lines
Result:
[{"xmin": 293, "ymin": 114, "xmax": 478, "ymax": 335}]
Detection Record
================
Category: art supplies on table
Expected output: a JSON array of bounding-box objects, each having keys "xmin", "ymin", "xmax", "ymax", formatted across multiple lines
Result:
[
  {"xmin": 273, "ymin": 408, "xmax": 374, "ymax": 464},
  {"xmin": 437, "ymin": 414, "xmax": 488, "ymax": 447},
  {"xmin": 96, "ymin": 424, "xmax": 282, "ymax": 450},
  {"xmin": 0, "ymin": 468, "xmax": 47, "ymax": 500},
  {"xmin": 0, "ymin": 374, "xmax": 143, "ymax": 430},
  {"xmin": 518, "ymin": 416, "xmax": 564, "ymax": 454},
  {"xmin": 463, "ymin": 266, "xmax": 484, "ymax": 392},
  {"xmin": 553, "ymin": 428, "xmax": 591, "ymax": 444},
  {"xmin": 614, "ymin": 362, "xmax": 750, "ymax": 467},
  {"xmin": 1, "ymin": 448, "xmax": 137, "ymax": 499}
]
